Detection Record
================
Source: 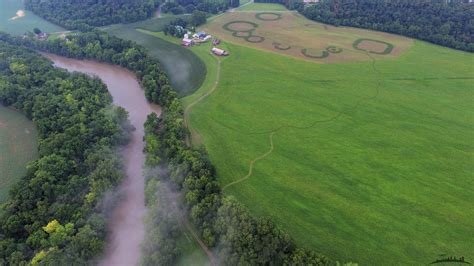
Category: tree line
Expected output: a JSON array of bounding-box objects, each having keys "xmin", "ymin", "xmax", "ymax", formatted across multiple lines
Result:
[
  {"xmin": 163, "ymin": 12, "xmax": 207, "ymax": 38},
  {"xmin": 162, "ymin": 0, "xmax": 239, "ymax": 15},
  {"xmin": 1, "ymin": 30, "xmax": 333, "ymax": 264},
  {"xmin": 0, "ymin": 36, "xmax": 132, "ymax": 264},
  {"xmin": 25, "ymin": 0, "xmax": 161, "ymax": 30},
  {"xmin": 256, "ymin": 0, "xmax": 474, "ymax": 52}
]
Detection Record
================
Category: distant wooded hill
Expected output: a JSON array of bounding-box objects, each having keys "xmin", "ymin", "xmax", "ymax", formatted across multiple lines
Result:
[
  {"xmin": 25, "ymin": 0, "xmax": 160, "ymax": 30},
  {"xmin": 257, "ymin": 0, "xmax": 474, "ymax": 52}
]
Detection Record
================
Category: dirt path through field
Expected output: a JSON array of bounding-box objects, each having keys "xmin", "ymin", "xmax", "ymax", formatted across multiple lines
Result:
[
  {"xmin": 223, "ymin": 132, "xmax": 275, "ymax": 190},
  {"xmin": 184, "ymin": 53, "xmax": 221, "ymax": 146},
  {"xmin": 222, "ymin": 52, "xmax": 382, "ymax": 190},
  {"xmin": 42, "ymin": 53, "xmax": 161, "ymax": 266}
]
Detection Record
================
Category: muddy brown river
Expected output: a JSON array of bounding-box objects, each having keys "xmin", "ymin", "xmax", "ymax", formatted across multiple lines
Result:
[{"xmin": 42, "ymin": 53, "xmax": 161, "ymax": 266}]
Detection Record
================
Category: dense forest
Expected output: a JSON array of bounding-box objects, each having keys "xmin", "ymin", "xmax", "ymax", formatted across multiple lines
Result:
[
  {"xmin": 0, "ymin": 38, "xmax": 132, "ymax": 264},
  {"xmin": 25, "ymin": 0, "xmax": 160, "ymax": 30},
  {"xmin": 300, "ymin": 0, "xmax": 474, "ymax": 52},
  {"xmin": 162, "ymin": 0, "xmax": 239, "ymax": 15},
  {"xmin": 0, "ymin": 30, "xmax": 332, "ymax": 264}
]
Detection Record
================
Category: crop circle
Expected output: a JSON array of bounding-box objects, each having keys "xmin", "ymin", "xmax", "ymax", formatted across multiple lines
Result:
[
  {"xmin": 233, "ymin": 31, "xmax": 252, "ymax": 38},
  {"xmin": 301, "ymin": 48, "xmax": 330, "ymax": 59},
  {"xmin": 245, "ymin": 35, "xmax": 265, "ymax": 43},
  {"xmin": 223, "ymin": 21, "xmax": 258, "ymax": 32},
  {"xmin": 326, "ymin": 45, "xmax": 342, "ymax": 53},
  {"xmin": 352, "ymin": 38, "xmax": 394, "ymax": 55},
  {"xmin": 255, "ymin": 12, "xmax": 282, "ymax": 21},
  {"xmin": 273, "ymin": 42, "xmax": 291, "ymax": 51}
]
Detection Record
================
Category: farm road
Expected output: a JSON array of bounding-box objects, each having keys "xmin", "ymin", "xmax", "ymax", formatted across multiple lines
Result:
[{"xmin": 184, "ymin": 52, "xmax": 222, "ymax": 145}]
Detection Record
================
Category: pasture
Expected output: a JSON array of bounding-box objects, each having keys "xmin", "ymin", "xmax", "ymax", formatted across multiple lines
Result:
[
  {"xmin": 0, "ymin": 106, "xmax": 38, "ymax": 202},
  {"xmin": 186, "ymin": 28, "xmax": 474, "ymax": 264},
  {"xmin": 0, "ymin": 0, "xmax": 64, "ymax": 35},
  {"xmin": 104, "ymin": 16, "xmax": 206, "ymax": 97},
  {"xmin": 201, "ymin": 11, "xmax": 413, "ymax": 63}
]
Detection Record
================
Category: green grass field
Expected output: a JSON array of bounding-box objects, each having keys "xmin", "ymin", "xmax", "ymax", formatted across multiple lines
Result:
[
  {"xmin": 0, "ymin": 106, "xmax": 38, "ymax": 202},
  {"xmin": 0, "ymin": 0, "xmax": 64, "ymax": 35},
  {"xmin": 186, "ymin": 30, "xmax": 474, "ymax": 264},
  {"xmin": 103, "ymin": 16, "xmax": 206, "ymax": 97}
]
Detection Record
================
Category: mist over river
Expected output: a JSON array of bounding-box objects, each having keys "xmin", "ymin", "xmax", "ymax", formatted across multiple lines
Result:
[{"xmin": 43, "ymin": 53, "xmax": 161, "ymax": 266}]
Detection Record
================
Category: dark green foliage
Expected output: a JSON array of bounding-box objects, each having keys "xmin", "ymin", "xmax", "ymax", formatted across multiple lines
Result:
[
  {"xmin": 163, "ymin": 18, "xmax": 190, "ymax": 38},
  {"xmin": 162, "ymin": 0, "xmax": 239, "ymax": 15},
  {"xmin": 141, "ymin": 176, "xmax": 181, "ymax": 266},
  {"xmin": 301, "ymin": 0, "xmax": 474, "ymax": 52},
  {"xmin": 0, "ymin": 31, "xmax": 175, "ymax": 107},
  {"xmin": 0, "ymin": 38, "xmax": 130, "ymax": 264},
  {"xmin": 25, "ymin": 0, "xmax": 160, "ymax": 30},
  {"xmin": 352, "ymin": 38, "xmax": 394, "ymax": 55},
  {"xmin": 191, "ymin": 10, "xmax": 208, "ymax": 26}
]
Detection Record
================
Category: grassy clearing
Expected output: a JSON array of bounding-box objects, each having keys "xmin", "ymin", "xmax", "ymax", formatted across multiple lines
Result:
[
  {"xmin": 201, "ymin": 11, "xmax": 412, "ymax": 63},
  {"xmin": 0, "ymin": 106, "xmax": 38, "ymax": 202},
  {"xmin": 236, "ymin": 3, "xmax": 288, "ymax": 11},
  {"xmin": 0, "ymin": 0, "xmax": 64, "ymax": 35},
  {"xmin": 104, "ymin": 16, "xmax": 206, "ymax": 97},
  {"xmin": 186, "ymin": 36, "xmax": 474, "ymax": 264}
]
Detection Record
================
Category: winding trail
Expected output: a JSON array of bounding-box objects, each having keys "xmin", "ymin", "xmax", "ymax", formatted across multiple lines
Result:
[
  {"xmin": 222, "ymin": 51, "xmax": 382, "ymax": 190},
  {"xmin": 184, "ymin": 53, "xmax": 221, "ymax": 145},
  {"xmin": 223, "ymin": 132, "xmax": 275, "ymax": 190}
]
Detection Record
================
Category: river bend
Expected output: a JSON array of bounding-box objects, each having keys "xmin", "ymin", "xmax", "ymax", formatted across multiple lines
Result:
[{"xmin": 43, "ymin": 53, "xmax": 160, "ymax": 266}]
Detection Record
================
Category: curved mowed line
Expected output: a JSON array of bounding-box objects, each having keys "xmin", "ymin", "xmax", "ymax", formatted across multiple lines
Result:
[
  {"xmin": 184, "ymin": 53, "xmax": 222, "ymax": 145},
  {"xmin": 223, "ymin": 132, "xmax": 275, "ymax": 191},
  {"xmin": 353, "ymin": 38, "xmax": 395, "ymax": 55},
  {"xmin": 222, "ymin": 51, "xmax": 382, "ymax": 189}
]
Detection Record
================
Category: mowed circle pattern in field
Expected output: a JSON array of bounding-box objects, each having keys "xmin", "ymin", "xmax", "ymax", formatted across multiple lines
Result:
[{"xmin": 201, "ymin": 11, "xmax": 412, "ymax": 63}]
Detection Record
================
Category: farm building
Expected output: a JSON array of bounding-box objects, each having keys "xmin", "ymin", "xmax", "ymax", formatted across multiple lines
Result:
[
  {"xmin": 193, "ymin": 31, "xmax": 212, "ymax": 42},
  {"xmin": 182, "ymin": 38, "xmax": 195, "ymax": 47},
  {"xmin": 35, "ymin": 32, "xmax": 48, "ymax": 40},
  {"xmin": 303, "ymin": 0, "xmax": 319, "ymax": 3},
  {"xmin": 211, "ymin": 47, "xmax": 229, "ymax": 56}
]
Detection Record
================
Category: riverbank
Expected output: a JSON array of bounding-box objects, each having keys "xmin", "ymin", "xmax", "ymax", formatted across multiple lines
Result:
[{"xmin": 42, "ymin": 53, "xmax": 161, "ymax": 266}]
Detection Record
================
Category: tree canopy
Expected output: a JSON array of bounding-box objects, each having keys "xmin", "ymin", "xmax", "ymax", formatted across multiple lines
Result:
[
  {"xmin": 25, "ymin": 0, "xmax": 161, "ymax": 30},
  {"xmin": 0, "ymin": 37, "xmax": 132, "ymax": 264},
  {"xmin": 300, "ymin": 0, "xmax": 474, "ymax": 52}
]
